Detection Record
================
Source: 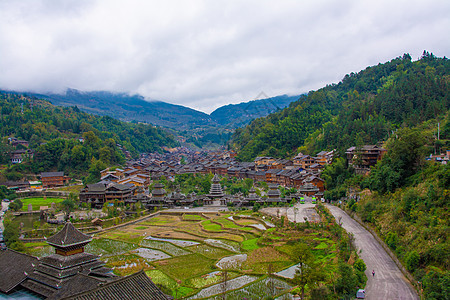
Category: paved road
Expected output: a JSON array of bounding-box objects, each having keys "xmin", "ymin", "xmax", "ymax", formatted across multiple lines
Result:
[
  {"xmin": 326, "ymin": 204, "xmax": 419, "ymax": 300},
  {"xmin": 0, "ymin": 201, "xmax": 9, "ymax": 231}
]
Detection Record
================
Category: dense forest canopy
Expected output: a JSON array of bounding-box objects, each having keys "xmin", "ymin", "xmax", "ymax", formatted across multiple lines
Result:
[{"xmin": 231, "ymin": 52, "xmax": 450, "ymax": 161}]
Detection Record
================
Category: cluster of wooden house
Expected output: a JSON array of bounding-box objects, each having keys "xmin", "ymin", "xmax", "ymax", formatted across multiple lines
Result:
[
  {"xmin": 133, "ymin": 150, "xmax": 335, "ymax": 190},
  {"xmin": 75, "ymin": 150, "xmax": 335, "ymax": 209}
]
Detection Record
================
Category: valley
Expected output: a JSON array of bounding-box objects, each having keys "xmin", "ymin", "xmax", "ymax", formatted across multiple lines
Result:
[{"xmin": 0, "ymin": 53, "xmax": 448, "ymax": 299}]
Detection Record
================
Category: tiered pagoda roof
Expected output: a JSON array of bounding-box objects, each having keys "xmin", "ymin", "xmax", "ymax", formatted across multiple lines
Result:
[
  {"xmin": 151, "ymin": 182, "xmax": 167, "ymax": 201},
  {"xmin": 46, "ymin": 222, "xmax": 92, "ymax": 253},
  {"xmin": 0, "ymin": 249, "xmax": 39, "ymax": 294},
  {"xmin": 62, "ymin": 270, "xmax": 169, "ymax": 300},
  {"xmin": 207, "ymin": 174, "xmax": 224, "ymax": 199},
  {"xmin": 266, "ymin": 184, "xmax": 283, "ymax": 203},
  {"xmin": 298, "ymin": 182, "xmax": 320, "ymax": 194},
  {"xmin": 22, "ymin": 222, "xmax": 114, "ymax": 298},
  {"xmin": 245, "ymin": 186, "xmax": 261, "ymax": 204}
]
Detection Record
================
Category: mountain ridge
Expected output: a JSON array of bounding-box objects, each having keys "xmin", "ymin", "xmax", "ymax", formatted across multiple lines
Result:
[{"xmin": 1, "ymin": 88, "xmax": 301, "ymax": 134}]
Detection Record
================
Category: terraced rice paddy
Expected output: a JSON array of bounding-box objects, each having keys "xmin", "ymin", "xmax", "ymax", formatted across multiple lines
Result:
[
  {"xmin": 206, "ymin": 277, "xmax": 293, "ymax": 300},
  {"xmin": 188, "ymin": 244, "xmax": 233, "ymax": 259},
  {"xmin": 25, "ymin": 210, "xmax": 340, "ymax": 299},
  {"xmin": 276, "ymin": 263, "xmax": 301, "ymax": 279}
]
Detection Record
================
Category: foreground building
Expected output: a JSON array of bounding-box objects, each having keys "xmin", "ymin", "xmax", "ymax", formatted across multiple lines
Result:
[{"xmin": 0, "ymin": 223, "xmax": 170, "ymax": 299}]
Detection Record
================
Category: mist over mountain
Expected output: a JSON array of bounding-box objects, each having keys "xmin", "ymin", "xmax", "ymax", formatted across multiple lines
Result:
[
  {"xmin": 2, "ymin": 89, "xmax": 300, "ymax": 134},
  {"xmin": 25, "ymin": 89, "xmax": 215, "ymax": 130}
]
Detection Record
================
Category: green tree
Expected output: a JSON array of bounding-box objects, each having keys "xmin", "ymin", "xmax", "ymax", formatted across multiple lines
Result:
[
  {"xmin": 60, "ymin": 193, "xmax": 78, "ymax": 222},
  {"xmin": 2, "ymin": 217, "xmax": 25, "ymax": 251},
  {"xmin": 422, "ymin": 268, "xmax": 450, "ymax": 300},
  {"xmin": 85, "ymin": 158, "xmax": 107, "ymax": 184},
  {"xmin": 9, "ymin": 199, "xmax": 23, "ymax": 211},
  {"xmin": 354, "ymin": 259, "xmax": 367, "ymax": 272},
  {"xmin": 293, "ymin": 243, "xmax": 324, "ymax": 300},
  {"xmin": 335, "ymin": 262, "xmax": 358, "ymax": 297},
  {"xmin": 368, "ymin": 128, "xmax": 427, "ymax": 193},
  {"xmin": 385, "ymin": 231, "xmax": 399, "ymax": 250}
]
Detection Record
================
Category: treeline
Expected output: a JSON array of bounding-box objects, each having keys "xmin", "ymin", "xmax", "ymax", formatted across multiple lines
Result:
[
  {"xmin": 0, "ymin": 92, "xmax": 177, "ymax": 180},
  {"xmin": 231, "ymin": 52, "xmax": 450, "ymax": 160}
]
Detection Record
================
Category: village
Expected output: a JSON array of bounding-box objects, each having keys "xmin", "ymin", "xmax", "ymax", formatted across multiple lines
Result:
[{"xmin": 0, "ymin": 140, "xmax": 398, "ymax": 212}]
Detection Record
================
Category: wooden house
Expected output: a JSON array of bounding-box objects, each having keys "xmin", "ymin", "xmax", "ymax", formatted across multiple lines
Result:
[{"xmin": 41, "ymin": 172, "xmax": 70, "ymax": 188}]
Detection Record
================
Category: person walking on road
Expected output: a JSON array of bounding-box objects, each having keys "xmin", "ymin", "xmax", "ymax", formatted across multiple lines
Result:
[{"xmin": 372, "ymin": 270, "xmax": 375, "ymax": 277}]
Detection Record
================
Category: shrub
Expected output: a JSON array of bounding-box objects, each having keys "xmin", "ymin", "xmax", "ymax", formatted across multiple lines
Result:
[
  {"xmin": 406, "ymin": 251, "xmax": 420, "ymax": 272},
  {"xmin": 354, "ymin": 259, "xmax": 366, "ymax": 272},
  {"xmin": 385, "ymin": 231, "xmax": 398, "ymax": 250}
]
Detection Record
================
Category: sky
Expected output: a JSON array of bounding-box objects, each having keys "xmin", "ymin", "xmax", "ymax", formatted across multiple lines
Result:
[{"xmin": 0, "ymin": 0, "xmax": 449, "ymax": 114}]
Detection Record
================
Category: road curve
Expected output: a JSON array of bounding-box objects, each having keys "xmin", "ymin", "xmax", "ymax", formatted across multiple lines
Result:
[{"xmin": 325, "ymin": 204, "xmax": 419, "ymax": 300}]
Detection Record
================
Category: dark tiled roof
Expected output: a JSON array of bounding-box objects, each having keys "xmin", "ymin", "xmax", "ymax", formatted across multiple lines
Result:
[
  {"xmin": 84, "ymin": 183, "xmax": 107, "ymax": 192},
  {"xmin": 36, "ymin": 256, "xmax": 104, "ymax": 275},
  {"xmin": 21, "ymin": 278, "xmax": 57, "ymax": 298},
  {"xmin": 106, "ymin": 183, "xmax": 133, "ymax": 191},
  {"xmin": 46, "ymin": 273, "xmax": 106, "ymax": 300},
  {"xmin": 62, "ymin": 270, "xmax": 169, "ymax": 300},
  {"xmin": 46, "ymin": 222, "xmax": 92, "ymax": 248},
  {"xmin": 40, "ymin": 252, "xmax": 98, "ymax": 269},
  {"xmin": 41, "ymin": 172, "xmax": 65, "ymax": 177},
  {"xmin": 0, "ymin": 249, "xmax": 39, "ymax": 293}
]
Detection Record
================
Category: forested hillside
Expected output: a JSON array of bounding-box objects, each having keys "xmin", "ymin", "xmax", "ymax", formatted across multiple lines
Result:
[
  {"xmin": 336, "ymin": 126, "xmax": 450, "ymax": 300},
  {"xmin": 231, "ymin": 52, "xmax": 450, "ymax": 160},
  {"xmin": 0, "ymin": 92, "xmax": 177, "ymax": 180}
]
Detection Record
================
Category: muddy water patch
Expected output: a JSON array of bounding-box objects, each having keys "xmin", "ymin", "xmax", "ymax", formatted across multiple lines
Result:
[
  {"xmin": 145, "ymin": 235, "xmax": 200, "ymax": 247},
  {"xmin": 275, "ymin": 263, "xmax": 301, "ymax": 279},
  {"xmin": 132, "ymin": 247, "xmax": 171, "ymax": 261},
  {"xmin": 187, "ymin": 275, "xmax": 258, "ymax": 299},
  {"xmin": 204, "ymin": 239, "xmax": 240, "ymax": 252},
  {"xmin": 216, "ymin": 254, "xmax": 247, "ymax": 269}
]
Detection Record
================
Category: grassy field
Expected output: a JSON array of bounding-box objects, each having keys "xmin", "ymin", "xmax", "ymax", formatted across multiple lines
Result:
[
  {"xmin": 241, "ymin": 238, "xmax": 260, "ymax": 251},
  {"xmin": 154, "ymin": 253, "xmax": 215, "ymax": 281},
  {"xmin": 201, "ymin": 220, "xmax": 224, "ymax": 232},
  {"xmin": 182, "ymin": 214, "xmax": 206, "ymax": 221},
  {"xmin": 188, "ymin": 244, "xmax": 233, "ymax": 259},
  {"xmin": 51, "ymin": 184, "xmax": 84, "ymax": 193},
  {"xmin": 19, "ymin": 197, "xmax": 65, "ymax": 211}
]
